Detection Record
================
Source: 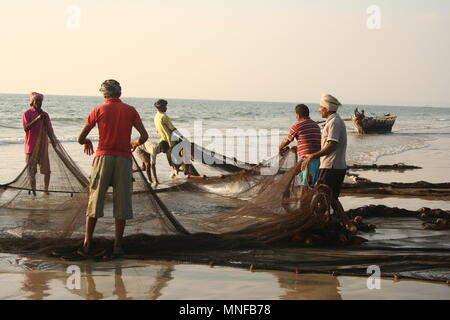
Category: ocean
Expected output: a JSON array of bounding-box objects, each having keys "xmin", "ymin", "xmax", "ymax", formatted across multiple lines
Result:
[{"xmin": 1, "ymin": 93, "xmax": 450, "ymax": 179}]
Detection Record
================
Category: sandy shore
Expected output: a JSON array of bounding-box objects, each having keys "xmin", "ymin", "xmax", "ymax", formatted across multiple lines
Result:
[{"xmin": 352, "ymin": 136, "xmax": 450, "ymax": 184}]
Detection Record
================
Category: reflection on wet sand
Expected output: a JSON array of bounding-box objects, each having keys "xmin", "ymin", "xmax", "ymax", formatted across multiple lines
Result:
[
  {"xmin": 64, "ymin": 262, "xmax": 175, "ymax": 300},
  {"xmin": 270, "ymin": 270, "xmax": 342, "ymax": 300},
  {"xmin": 3, "ymin": 256, "xmax": 449, "ymax": 300},
  {"xmin": 22, "ymin": 272, "xmax": 51, "ymax": 300},
  {"xmin": 17, "ymin": 256, "xmax": 51, "ymax": 300},
  {"xmin": 147, "ymin": 264, "xmax": 175, "ymax": 300}
]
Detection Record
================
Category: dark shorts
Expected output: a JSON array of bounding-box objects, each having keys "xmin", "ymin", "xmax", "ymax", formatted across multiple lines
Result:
[
  {"xmin": 318, "ymin": 168, "xmax": 347, "ymax": 199},
  {"xmin": 159, "ymin": 140, "xmax": 171, "ymax": 153}
]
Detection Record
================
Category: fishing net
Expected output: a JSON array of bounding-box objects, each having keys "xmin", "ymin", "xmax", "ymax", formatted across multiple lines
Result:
[
  {"xmin": 167, "ymin": 146, "xmax": 299, "ymax": 199},
  {"xmin": 0, "ymin": 123, "xmax": 188, "ymax": 239},
  {"xmin": 131, "ymin": 135, "xmax": 264, "ymax": 193},
  {"xmin": 0, "ymin": 120, "xmax": 354, "ymax": 246},
  {"xmin": 2, "ymin": 126, "xmax": 450, "ymax": 282},
  {"xmin": 197, "ymin": 162, "xmax": 356, "ymax": 245},
  {"xmin": 0, "ymin": 124, "xmax": 89, "ymax": 239}
]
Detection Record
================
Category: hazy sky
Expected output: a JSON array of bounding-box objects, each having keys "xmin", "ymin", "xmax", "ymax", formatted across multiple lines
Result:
[{"xmin": 1, "ymin": 0, "xmax": 449, "ymax": 106}]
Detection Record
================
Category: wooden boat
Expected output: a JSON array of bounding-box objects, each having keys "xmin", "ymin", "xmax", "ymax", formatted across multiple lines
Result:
[{"xmin": 351, "ymin": 108, "xmax": 397, "ymax": 134}]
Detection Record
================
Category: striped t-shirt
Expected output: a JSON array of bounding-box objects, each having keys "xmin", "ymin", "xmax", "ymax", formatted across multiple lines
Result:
[{"xmin": 287, "ymin": 118, "xmax": 321, "ymax": 158}]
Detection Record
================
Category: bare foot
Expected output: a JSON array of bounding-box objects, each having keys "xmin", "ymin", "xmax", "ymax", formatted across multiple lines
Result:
[
  {"xmin": 346, "ymin": 223, "xmax": 358, "ymax": 233},
  {"xmin": 76, "ymin": 245, "xmax": 91, "ymax": 257},
  {"xmin": 169, "ymin": 168, "xmax": 177, "ymax": 178},
  {"xmin": 113, "ymin": 247, "xmax": 125, "ymax": 256}
]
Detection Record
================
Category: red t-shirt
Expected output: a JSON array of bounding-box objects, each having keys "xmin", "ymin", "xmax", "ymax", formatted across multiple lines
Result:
[
  {"xmin": 287, "ymin": 118, "xmax": 321, "ymax": 158},
  {"xmin": 86, "ymin": 98, "xmax": 142, "ymax": 160}
]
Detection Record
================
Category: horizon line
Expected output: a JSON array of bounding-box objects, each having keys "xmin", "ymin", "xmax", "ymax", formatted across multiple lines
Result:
[{"xmin": 0, "ymin": 92, "xmax": 447, "ymax": 109}]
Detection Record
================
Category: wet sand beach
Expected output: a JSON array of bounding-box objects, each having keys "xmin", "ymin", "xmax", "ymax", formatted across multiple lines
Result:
[{"xmin": 1, "ymin": 255, "xmax": 449, "ymax": 300}]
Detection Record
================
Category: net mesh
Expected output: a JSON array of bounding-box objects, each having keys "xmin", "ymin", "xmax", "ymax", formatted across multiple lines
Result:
[
  {"xmin": 0, "ymin": 125, "xmax": 353, "ymax": 246},
  {"xmin": 0, "ymin": 124, "xmax": 88, "ymax": 238},
  {"xmin": 2, "ymin": 126, "xmax": 449, "ymax": 282},
  {"xmin": 177, "ymin": 148, "xmax": 298, "ymax": 199},
  {"xmin": 0, "ymin": 124, "xmax": 188, "ymax": 239}
]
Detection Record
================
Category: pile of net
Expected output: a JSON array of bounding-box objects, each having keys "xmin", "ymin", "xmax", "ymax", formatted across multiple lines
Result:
[{"xmin": 0, "ymin": 126, "xmax": 358, "ymax": 245}]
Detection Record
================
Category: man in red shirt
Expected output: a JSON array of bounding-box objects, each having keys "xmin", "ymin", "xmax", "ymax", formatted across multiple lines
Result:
[
  {"xmin": 279, "ymin": 104, "xmax": 321, "ymax": 187},
  {"xmin": 77, "ymin": 80, "xmax": 149, "ymax": 257},
  {"xmin": 22, "ymin": 92, "xmax": 54, "ymax": 195}
]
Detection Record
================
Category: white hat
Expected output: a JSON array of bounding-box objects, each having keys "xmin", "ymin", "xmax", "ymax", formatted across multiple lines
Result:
[{"xmin": 320, "ymin": 94, "xmax": 341, "ymax": 111}]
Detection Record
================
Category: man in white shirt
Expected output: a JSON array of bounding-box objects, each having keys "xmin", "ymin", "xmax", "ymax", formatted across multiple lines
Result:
[{"xmin": 301, "ymin": 94, "xmax": 356, "ymax": 232}]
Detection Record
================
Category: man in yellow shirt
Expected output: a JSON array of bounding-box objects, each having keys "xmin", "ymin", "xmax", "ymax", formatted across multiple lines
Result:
[{"xmin": 154, "ymin": 99, "xmax": 180, "ymax": 177}]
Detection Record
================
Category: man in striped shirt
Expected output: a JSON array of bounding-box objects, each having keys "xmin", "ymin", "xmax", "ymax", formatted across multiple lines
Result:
[{"xmin": 279, "ymin": 104, "xmax": 321, "ymax": 187}]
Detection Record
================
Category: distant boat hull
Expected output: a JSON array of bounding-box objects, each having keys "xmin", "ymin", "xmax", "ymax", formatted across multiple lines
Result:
[{"xmin": 351, "ymin": 115, "xmax": 397, "ymax": 134}]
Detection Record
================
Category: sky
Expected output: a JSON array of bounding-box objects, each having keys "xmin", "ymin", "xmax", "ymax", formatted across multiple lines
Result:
[{"xmin": 0, "ymin": 0, "xmax": 449, "ymax": 107}]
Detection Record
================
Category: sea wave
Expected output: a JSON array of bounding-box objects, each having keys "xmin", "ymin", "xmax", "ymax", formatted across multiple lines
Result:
[
  {"xmin": 348, "ymin": 139, "xmax": 429, "ymax": 165},
  {"xmin": 0, "ymin": 138, "xmax": 24, "ymax": 145},
  {"xmin": 0, "ymin": 130, "xmax": 289, "ymax": 146},
  {"xmin": 48, "ymin": 117, "xmax": 86, "ymax": 122},
  {"xmin": 0, "ymin": 136, "xmax": 100, "ymax": 146},
  {"xmin": 0, "ymin": 137, "xmax": 79, "ymax": 145},
  {"xmin": 0, "ymin": 124, "xmax": 22, "ymax": 130}
]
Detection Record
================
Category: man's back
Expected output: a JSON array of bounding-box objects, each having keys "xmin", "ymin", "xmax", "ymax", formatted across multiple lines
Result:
[
  {"xmin": 288, "ymin": 118, "xmax": 321, "ymax": 158},
  {"xmin": 87, "ymin": 98, "xmax": 141, "ymax": 159}
]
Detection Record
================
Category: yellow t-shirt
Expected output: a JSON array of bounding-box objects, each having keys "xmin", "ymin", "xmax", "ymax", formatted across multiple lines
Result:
[{"xmin": 154, "ymin": 111, "xmax": 176, "ymax": 147}]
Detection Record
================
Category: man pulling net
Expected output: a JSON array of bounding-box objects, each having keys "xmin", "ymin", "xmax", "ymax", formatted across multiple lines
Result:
[
  {"xmin": 22, "ymin": 92, "xmax": 54, "ymax": 196},
  {"xmin": 77, "ymin": 79, "xmax": 149, "ymax": 258}
]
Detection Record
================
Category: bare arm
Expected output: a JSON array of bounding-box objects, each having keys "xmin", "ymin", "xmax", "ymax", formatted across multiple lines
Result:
[
  {"xmin": 279, "ymin": 137, "xmax": 292, "ymax": 152},
  {"xmin": 300, "ymin": 141, "xmax": 337, "ymax": 171},
  {"xmin": 24, "ymin": 115, "xmax": 43, "ymax": 132},
  {"xmin": 280, "ymin": 123, "xmax": 297, "ymax": 152},
  {"xmin": 165, "ymin": 117, "xmax": 182, "ymax": 140},
  {"xmin": 310, "ymin": 141, "xmax": 337, "ymax": 160},
  {"xmin": 78, "ymin": 124, "xmax": 94, "ymax": 155},
  {"xmin": 131, "ymin": 122, "xmax": 149, "ymax": 151}
]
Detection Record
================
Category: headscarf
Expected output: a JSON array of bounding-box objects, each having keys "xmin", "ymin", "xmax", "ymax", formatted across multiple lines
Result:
[
  {"xmin": 29, "ymin": 92, "xmax": 44, "ymax": 107},
  {"xmin": 320, "ymin": 94, "xmax": 341, "ymax": 112}
]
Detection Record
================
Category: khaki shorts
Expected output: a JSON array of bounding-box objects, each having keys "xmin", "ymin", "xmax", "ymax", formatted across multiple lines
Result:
[
  {"xmin": 26, "ymin": 151, "xmax": 51, "ymax": 175},
  {"xmin": 87, "ymin": 155, "xmax": 133, "ymax": 220}
]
